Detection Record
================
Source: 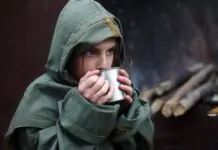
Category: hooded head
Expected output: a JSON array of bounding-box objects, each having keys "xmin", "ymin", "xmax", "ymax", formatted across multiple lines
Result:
[{"xmin": 45, "ymin": 0, "xmax": 125, "ymax": 85}]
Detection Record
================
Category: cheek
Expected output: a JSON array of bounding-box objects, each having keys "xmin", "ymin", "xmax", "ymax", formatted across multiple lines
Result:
[
  {"xmin": 83, "ymin": 58, "xmax": 97, "ymax": 72},
  {"xmin": 70, "ymin": 57, "xmax": 87, "ymax": 80}
]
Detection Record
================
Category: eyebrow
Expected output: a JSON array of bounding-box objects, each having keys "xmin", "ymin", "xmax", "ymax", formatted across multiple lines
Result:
[{"xmin": 93, "ymin": 45, "xmax": 117, "ymax": 51}]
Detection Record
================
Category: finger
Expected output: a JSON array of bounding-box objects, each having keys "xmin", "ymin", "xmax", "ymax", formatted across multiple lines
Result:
[
  {"xmin": 124, "ymin": 95, "xmax": 133, "ymax": 104},
  {"xmin": 80, "ymin": 70, "xmax": 100, "ymax": 82},
  {"xmin": 92, "ymin": 80, "xmax": 110, "ymax": 102},
  {"xmin": 117, "ymin": 76, "xmax": 131, "ymax": 86},
  {"xmin": 78, "ymin": 75, "xmax": 99, "ymax": 94},
  {"xmin": 82, "ymin": 88, "xmax": 94, "ymax": 100},
  {"xmin": 119, "ymin": 84, "xmax": 133, "ymax": 97},
  {"xmin": 119, "ymin": 69, "xmax": 129, "ymax": 78},
  {"xmin": 97, "ymin": 85, "xmax": 114, "ymax": 104},
  {"xmin": 89, "ymin": 76, "xmax": 106, "ymax": 95}
]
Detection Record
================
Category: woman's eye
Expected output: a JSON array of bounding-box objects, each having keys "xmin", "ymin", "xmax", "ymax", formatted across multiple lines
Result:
[
  {"xmin": 84, "ymin": 51, "xmax": 94, "ymax": 57},
  {"xmin": 107, "ymin": 48, "xmax": 115, "ymax": 55}
]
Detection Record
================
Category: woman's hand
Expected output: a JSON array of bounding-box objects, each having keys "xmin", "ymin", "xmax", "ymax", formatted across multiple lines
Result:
[
  {"xmin": 77, "ymin": 70, "xmax": 114, "ymax": 104},
  {"xmin": 117, "ymin": 69, "xmax": 133, "ymax": 104}
]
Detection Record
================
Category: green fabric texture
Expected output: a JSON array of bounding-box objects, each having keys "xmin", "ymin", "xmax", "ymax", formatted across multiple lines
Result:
[{"xmin": 3, "ymin": 0, "xmax": 154, "ymax": 150}]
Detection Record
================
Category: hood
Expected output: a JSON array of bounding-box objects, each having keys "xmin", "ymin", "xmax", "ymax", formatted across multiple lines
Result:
[{"xmin": 45, "ymin": 0, "xmax": 125, "ymax": 85}]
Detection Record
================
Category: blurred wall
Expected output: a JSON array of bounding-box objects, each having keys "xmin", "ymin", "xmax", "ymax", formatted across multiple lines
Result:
[
  {"xmin": 101, "ymin": 0, "xmax": 218, "ymax": 90},
  {"xmin": 1, "ymin": 0, "xmax": 68, "ymax": 142}
]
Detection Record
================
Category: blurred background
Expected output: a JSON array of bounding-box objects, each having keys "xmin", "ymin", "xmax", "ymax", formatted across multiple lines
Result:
[{"xmin": 2, "ymin": 0, "xmax": 218, "ymax": 149}]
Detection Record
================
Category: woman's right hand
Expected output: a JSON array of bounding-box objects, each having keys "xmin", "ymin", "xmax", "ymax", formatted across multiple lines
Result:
[{"xmin": 77, "ymin": 70, "xmax": 114, "ymax": 104}]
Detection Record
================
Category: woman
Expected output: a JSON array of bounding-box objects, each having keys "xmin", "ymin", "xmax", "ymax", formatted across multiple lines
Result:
[{"xmin": 3, "ymin": 0, "xmax": 154, "ymax": 149}]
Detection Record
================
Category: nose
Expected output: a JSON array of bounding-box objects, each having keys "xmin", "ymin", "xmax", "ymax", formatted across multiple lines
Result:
[{"xmin": 98, "ymin": 54, "xmax": 110, "ymax": 70}]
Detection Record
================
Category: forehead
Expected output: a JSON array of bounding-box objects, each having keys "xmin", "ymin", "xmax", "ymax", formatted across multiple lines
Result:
[{"xmin": 93, "ymin": 38, "xmax": 117, "ymax": 50}]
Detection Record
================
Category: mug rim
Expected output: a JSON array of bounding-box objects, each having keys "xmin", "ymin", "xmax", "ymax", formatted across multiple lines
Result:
[{"xmin": 99, "ymin": 67, "xmax": 120, "ymax": 72}]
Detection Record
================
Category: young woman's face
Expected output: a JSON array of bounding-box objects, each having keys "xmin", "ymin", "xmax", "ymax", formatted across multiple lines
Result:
[{"xmin": 69, "ymin": 38, "xmax": 117, "ymax": 80}]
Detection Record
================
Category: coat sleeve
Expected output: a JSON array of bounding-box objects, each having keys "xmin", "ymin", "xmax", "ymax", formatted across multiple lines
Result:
[
  {"xmin": 10, "ymin": 88, "xmax": 120, "ymax": 150},
  {"xmin": 111, "ymin": 89, "xmax": 154, "ymax": 150}
]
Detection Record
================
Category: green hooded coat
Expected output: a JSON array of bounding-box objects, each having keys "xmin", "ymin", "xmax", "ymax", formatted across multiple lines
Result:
[{"xmin": 3, "ymin": 0, "xmax": 154, "ymax": 149}]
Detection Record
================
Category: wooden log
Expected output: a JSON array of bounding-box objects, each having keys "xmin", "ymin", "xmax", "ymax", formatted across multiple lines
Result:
[
  {"xmin": 140, "ymin": 80, "xmax": 174, "ymax": 101},
  {"xmin": 155, "ymin": 80, "xmax": 174, "ymax": 96},
  {"xmin": 186, "ymin": 62, "xmax": 205, "ymax": 73},
  {"xmin": 150, "ymin": 91, "xmax": 175, "ymax": 115},
  {"xmin": 207, "ymin": 106, "xmax": 218, "ymax": 117},
  {"xmin": 161, "ymin": 63, "xmax": 215, "ymax": 117},
  {"xmin": 151, "ymin": 99, "xmax": 165, "ymax": 115},
  {"xmin": 155, "ymin": 63, "xmax": 205, "ymax": 96},
  {"xmin": 149, "ymin": 63, "xmax": 204, "ymax": 114},
  {"xmin": 139, "ymin": 86, "xmax": 157, "ymax": 101},
  {"xmin": 140, "ymin": 63, "xmax": 204, "ymax": 102},
  {"xmin": 173, "ymin": 77, "xmax": 216, "ymax": 117}
]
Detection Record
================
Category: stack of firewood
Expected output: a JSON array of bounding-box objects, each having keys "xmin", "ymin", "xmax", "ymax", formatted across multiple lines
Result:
[{"xmin": 139, "ymin": 63, "xmax": 218, "ymax": 117}]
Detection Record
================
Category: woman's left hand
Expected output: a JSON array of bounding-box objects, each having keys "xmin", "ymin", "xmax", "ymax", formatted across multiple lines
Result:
[{"xmin": 117, "ymin": 69, "xmax": 133, "ymax": 104}]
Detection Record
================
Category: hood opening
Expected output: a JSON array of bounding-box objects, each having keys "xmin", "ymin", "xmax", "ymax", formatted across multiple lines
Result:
[
  {"xmin": 58, "ymin": 18, "xmax": 125, "ymax": 85},
  {"xmin": 45, "ymin": 0, "xmax": 125, "ymax": 86}
]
